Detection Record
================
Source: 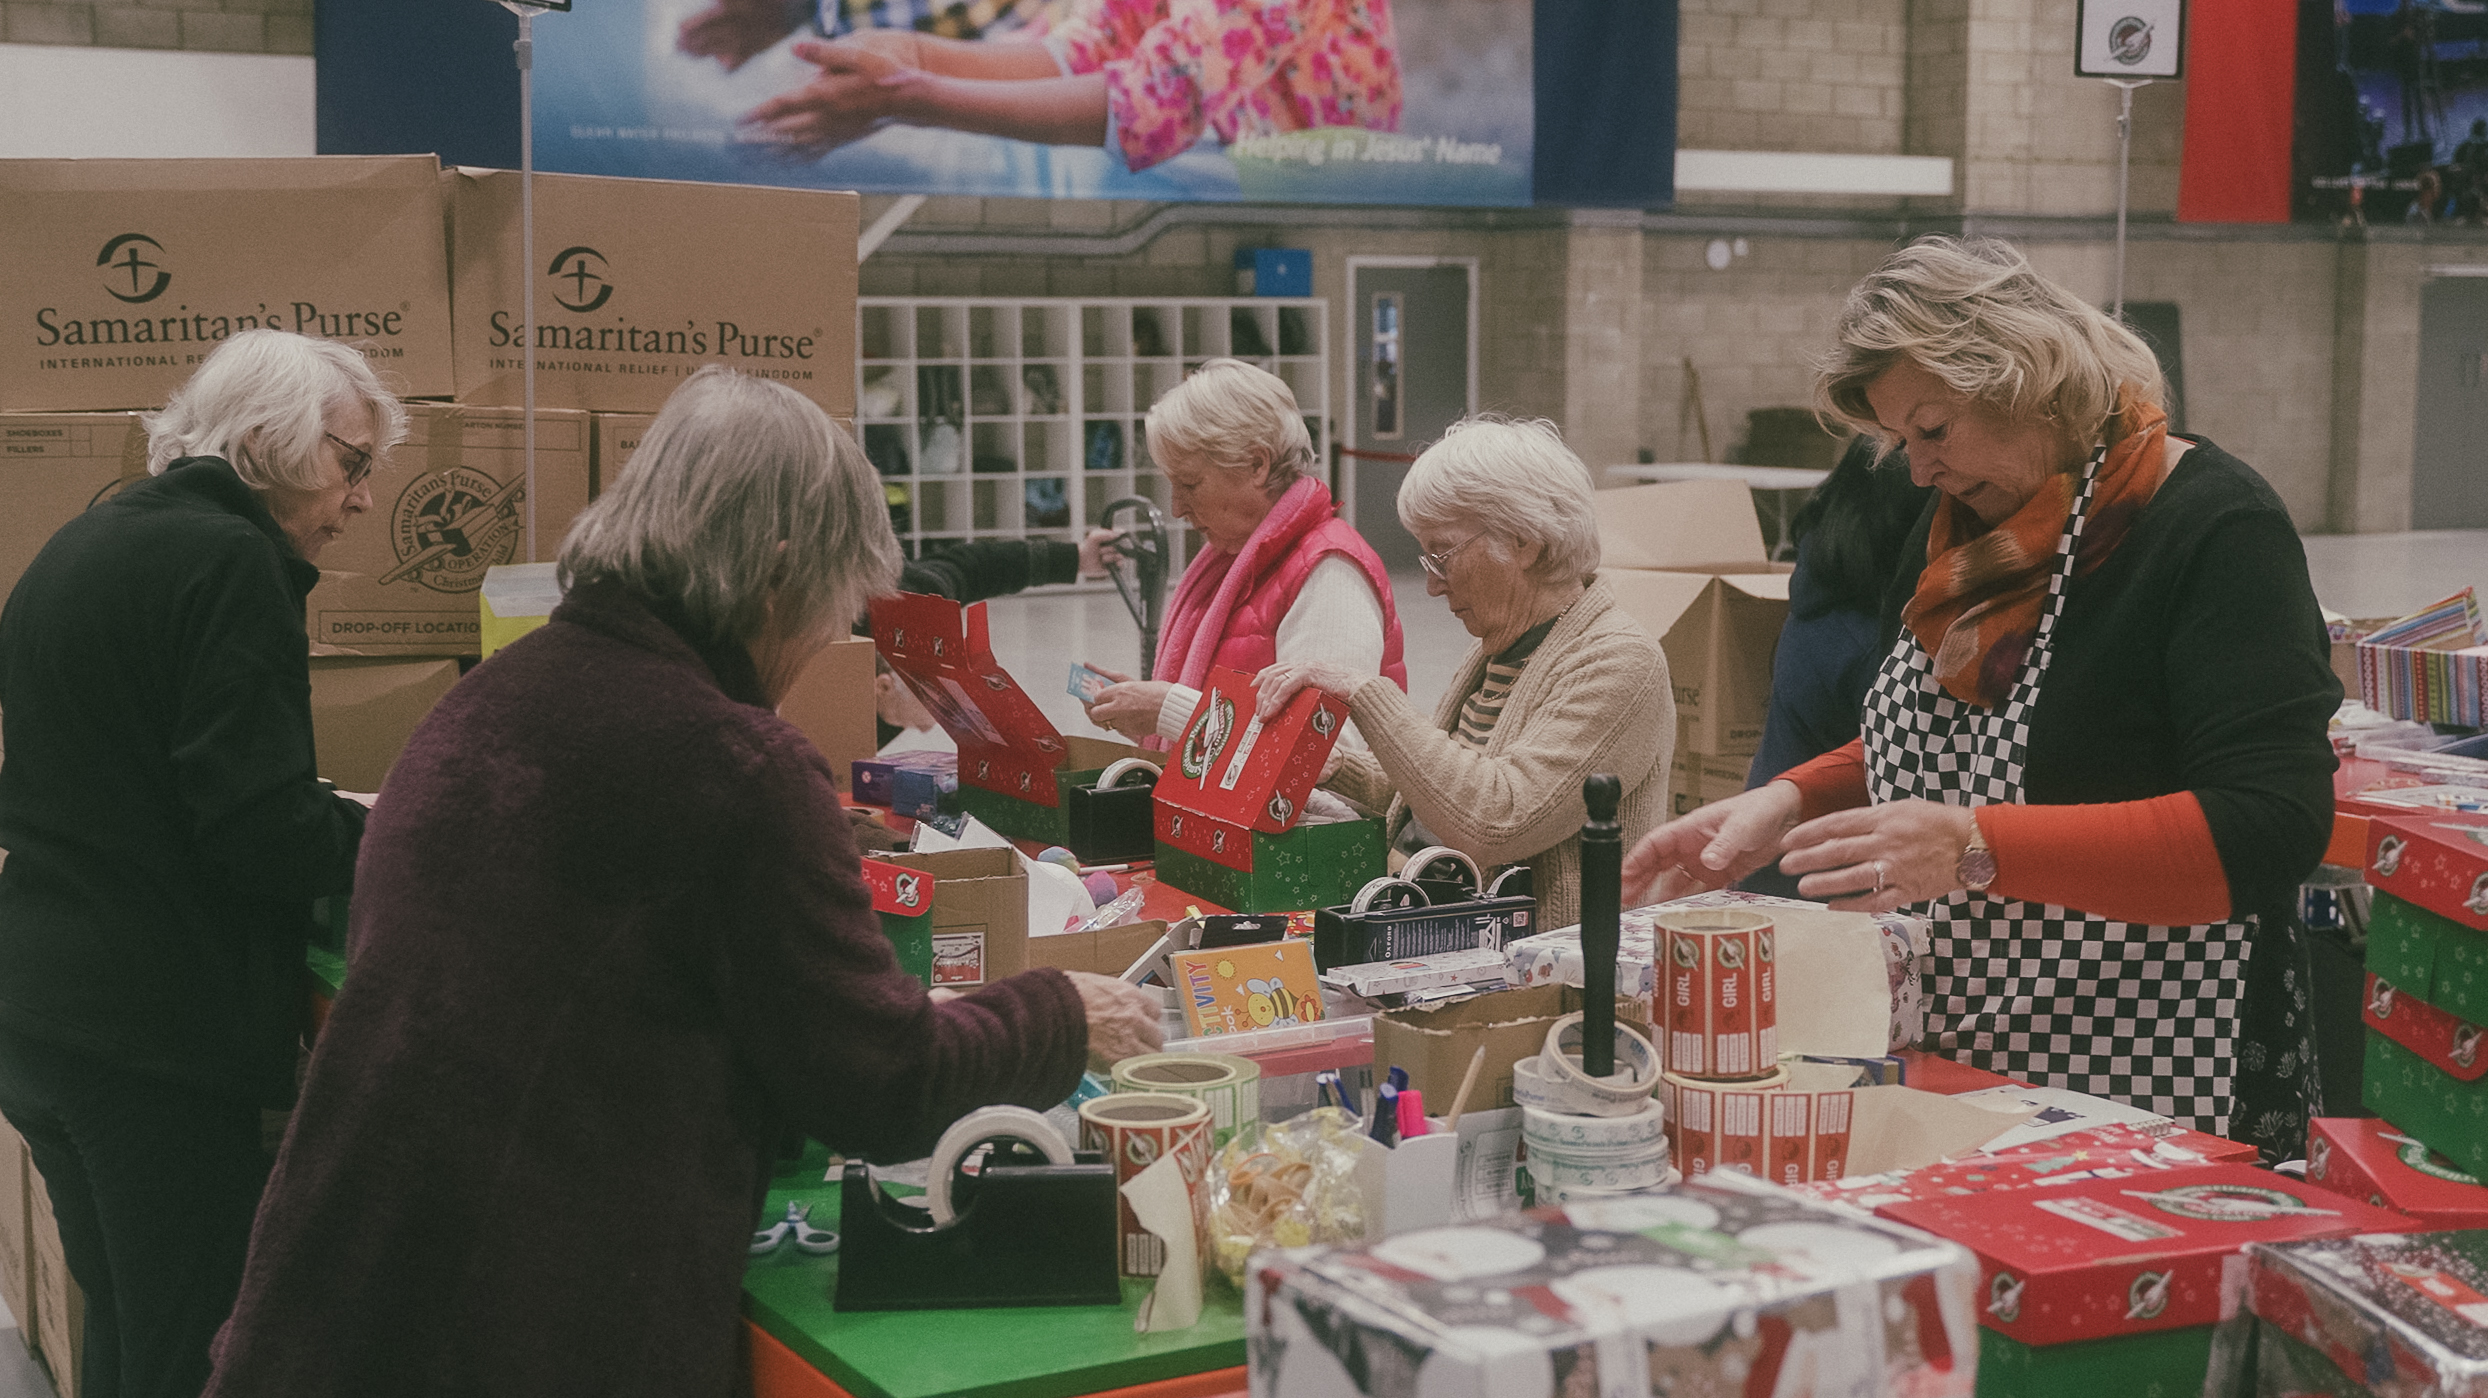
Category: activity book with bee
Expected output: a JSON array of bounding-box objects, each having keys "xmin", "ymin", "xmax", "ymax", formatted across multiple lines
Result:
[{"xmin": 1169, "ymin": 940, "xmax": 1326, "ymax": 1037}]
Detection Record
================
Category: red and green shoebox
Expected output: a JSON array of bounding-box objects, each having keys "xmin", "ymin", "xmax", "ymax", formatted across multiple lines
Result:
[
  {"xmin": 2306, "ymin": 1115, "xmax": 2488, "ymax": 1229},
  {"xmin": 2247, "ymin": 1231, "xmax": 2488, "ymax": 1397},
  {"xmin": 1881, "ymin": 1163, "xmax": 2406, "ymax": 1397},
  {"xmin": 870, "ymin": 592, "xmax": 1145, "ymax": 847},
  {"xmin": 1152, "ymin": 667, "xmax": 1383, "ymax": 914},
  {"xmin": 2361, "ymin": 969, "xmax": 2488, "ymax": 1181},
  {"xmin": 861, "ymin": 857, "xmax": 934, "ymax": 985}
]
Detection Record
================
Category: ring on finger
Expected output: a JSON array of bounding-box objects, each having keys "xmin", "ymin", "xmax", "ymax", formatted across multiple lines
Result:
[{"xmin": 1872, "ymin": 859, "xmax": 1888, "ymax": 894}]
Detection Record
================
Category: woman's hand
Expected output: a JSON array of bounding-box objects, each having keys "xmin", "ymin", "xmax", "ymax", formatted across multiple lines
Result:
[
  {"xmin": 1777, "ymin": 799, "xmax": 1979, "ymax": 913},
  {"xmin": 676, "ymin": 0, "xmax": 801, "ymax": 71},
  {"xmin": 1063, "ymin": 970, "xmax": 1164, "ymax": 1071},
  {"xmin": 1081, "ymin": 666, "xmax": 1171, "ymax": 741},
  {"xmin": 1620, "ymin": 782, "xmax": 1804, "ymax": 906},
  {"xmin": 1078, "ymin": 527, "xmax": 1122, "ymax": 579},
  {"xmin": 1252, "ymin": 660, "xmax": 1369, "ymax": 720},
  {"xmin": 741, "ymin": 37, "xmax": 919, "ymax": 158}
]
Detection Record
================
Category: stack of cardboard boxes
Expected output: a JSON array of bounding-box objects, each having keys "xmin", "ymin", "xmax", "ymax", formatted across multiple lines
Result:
[
  {"xmin": 0, "ymin": 157, "xmax": 869, "ymax": 1387},
  {"xmin": 1594, "ymin": 480, "xmax": 1790, "ymax": 814}
]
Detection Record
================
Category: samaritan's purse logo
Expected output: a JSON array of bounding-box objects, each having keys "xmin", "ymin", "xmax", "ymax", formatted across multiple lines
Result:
[
  {"xmin": 382, "ymin": 467, "xmax": 526, "ymax": 594},
  {"xmin": 98, "ymin": 233, "xmax": 171, "ymax": 305},
  {"xmin": 2107, "ymin": 16, "xmax": 2153, "ymax": 64},
  {"xmin": 546, "ymin": 246, "xmax": 613, "ymax": 314},
  {"xmin": 2140, "ymin": 1183, "xmax": 2311, "ymax": 1222}
]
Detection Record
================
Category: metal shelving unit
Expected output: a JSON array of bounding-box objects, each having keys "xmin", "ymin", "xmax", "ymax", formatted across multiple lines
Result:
[{"xmin": 857, "ymin": 297, "xmax": 1330, "ymax": 571}]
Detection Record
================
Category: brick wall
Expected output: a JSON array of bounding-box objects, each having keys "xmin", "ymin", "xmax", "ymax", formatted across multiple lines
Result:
[
  {"xmin": 1676, "ymin": 0, "xmax": 1910, "ymax": 156},
  {"xmin": 1, "ymin": 0, "xmax": 307, "ymax": 52}
]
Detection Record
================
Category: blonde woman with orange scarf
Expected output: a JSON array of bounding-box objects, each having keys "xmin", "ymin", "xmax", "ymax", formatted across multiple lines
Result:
[{"xmin": 1625, "ymin": 237, "xmax": 2339, "ymax": 1162}]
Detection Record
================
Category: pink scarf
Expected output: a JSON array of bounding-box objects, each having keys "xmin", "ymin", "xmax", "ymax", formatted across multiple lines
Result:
[{"xmin": 1153, "ymin": 477, "xmax": 1333, "ymax": 691}]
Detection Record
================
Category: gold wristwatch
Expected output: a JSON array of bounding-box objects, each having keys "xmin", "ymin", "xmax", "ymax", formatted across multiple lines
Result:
[{"xmin": 1957, "ymin": 816, "xmax": 1997, "ymax": 894}]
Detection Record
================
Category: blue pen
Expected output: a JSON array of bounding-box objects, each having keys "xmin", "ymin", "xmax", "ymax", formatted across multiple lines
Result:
[
  {"xmin": 1387, "ymin": 1066, "xmax": 1409, "ymax": 1093},
  {"xmin": 1372, "ymin": 1084, "xmax": 1401, "ymax": 1146}
]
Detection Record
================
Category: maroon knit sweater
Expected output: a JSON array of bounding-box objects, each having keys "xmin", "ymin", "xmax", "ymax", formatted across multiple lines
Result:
[{"xmin": 204, "ymin": 580, "xmax": 1089, "ymax": 1397}]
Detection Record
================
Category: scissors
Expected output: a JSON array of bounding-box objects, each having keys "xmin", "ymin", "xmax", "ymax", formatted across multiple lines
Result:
[{"xmin": 750, "ymin": 1200, "xmax": 840, "ymax": 1256}]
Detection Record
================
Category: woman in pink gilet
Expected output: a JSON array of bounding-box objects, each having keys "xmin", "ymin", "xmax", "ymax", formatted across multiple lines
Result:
[{"xmin": 1081, "ymin": 359, "xmax": 1406, "ymax": 746}]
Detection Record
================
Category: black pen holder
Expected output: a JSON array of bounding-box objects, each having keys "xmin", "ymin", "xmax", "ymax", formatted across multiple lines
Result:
[{"xmin": 831, "ymin": 1155, "xmax": 1123, "ymax": 1311}]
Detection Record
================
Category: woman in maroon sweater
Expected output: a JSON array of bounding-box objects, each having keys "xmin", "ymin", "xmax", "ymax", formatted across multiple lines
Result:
[{"xmin": 204, "ymin": 367, "xmax": 1158, "ymax": 1398}]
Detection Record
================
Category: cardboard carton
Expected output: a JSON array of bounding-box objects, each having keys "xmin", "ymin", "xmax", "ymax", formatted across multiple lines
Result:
[
  {"xmin": 0, "ymin": 1132, "xmax": 26, "ymax": 1348},
  {"xmin": 1152, "ymin": 667, "xmax": 1385, "ymax": 913},
  {"xmin": 1668, "ymin": 746, "xmax": 1751, "ymax": 818},
  {"xmin": 0, "ymin": 412, "xmax": 145, "ymax": 605},
  {"xmin": 2247, "ymin": 1232, "xmax": 2488, "ymax": 1398},
  {"xmin": 869, "ymin": 847, "xmax": 1028, "ymax": 990},
  {"xmin": 2305, "ymin": 1115, "xmax": 2488, "ymax": 1229},
  {"xmin": 1372, "ymin": 984, "xmax": 1568, "ymax": 1114},
  {"xmin": 446, "ymin": 169, "xmax": 857, "ymax": 419},
  {"xmin": 589, "ymin": 412, "xmax": 654, "ymax": 498},
  {"xmin": 1595, "ymin": 480, "xmax": 1791, "ymax": 756},
  {"xmin": 0, "ymin": 156, "xmax": 453, "ymax": 412},
  {"xmin": 310, "ymin": 403, "xmax": 590, "ymax": 655},
  {"xmin": 1024, "ymin": 918, "xmax": 1170, "ymax": 981},
  {"xmin": 26, "ymin": 1156, "xmax": 82, "ymax": 1397},
  {"xmin": 306, "ymin": 654, "xmax": 459, "ymax": 792},
  {"xmin": 772, "ymin": 635, "xmax": 876, "ymax": 795},
  {"xmin": 870, "ymin": 592, "xmax": 1145, "ymax": 844},
  {"xmin": 1250, "ymin": 1171, "xmax": 1979, "ymax": 1398},
  {"xmin": 1880, "ymin": 1163, "xmax": 2405, "ymax": 1350}
]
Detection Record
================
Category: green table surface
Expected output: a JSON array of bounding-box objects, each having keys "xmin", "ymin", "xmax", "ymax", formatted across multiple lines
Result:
[{"xmin": 743, "ymin": 1143, "xmax": 1247, "ymax": 1398}]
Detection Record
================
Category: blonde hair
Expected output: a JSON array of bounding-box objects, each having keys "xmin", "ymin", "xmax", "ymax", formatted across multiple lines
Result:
[
  {"xmin": 1143, "ymin": 358, "xmax": 1312, "ymax": 496},
  {"xmin": 1399, "ymin": 416, "xmax": 1600, "ymax": 585},
  {"xmin": 1818, "ymin": 236, "xmax": 2164, "ymax": 451},
  {"xmin": 559, "ymin": 367, "xmax": 900, "ymax": 652},
  {"xmin": 143, "ymin": 328, "xmax": 407, "ymax": 488}
]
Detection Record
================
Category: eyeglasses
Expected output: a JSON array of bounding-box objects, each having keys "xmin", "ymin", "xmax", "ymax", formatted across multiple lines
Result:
[
  {"xmin": 326, "ymin": 433, "xmax": 375, "ymax": 489},
  {"xmin": 1417, "ymin": 534, "xmax": 1480, "ymax": 582}
]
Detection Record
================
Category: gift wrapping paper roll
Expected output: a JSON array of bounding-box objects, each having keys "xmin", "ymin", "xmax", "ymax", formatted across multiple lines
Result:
[
  {"xmin": 1654, "ymin": 908, "xmax": 1778, "ymax": 1079},
  {"xmin": 922, "ymin": 1105, "xmax": 1076, "ymax": 1225},
  {"xmin": 1110, "ymin": 1053, "xmax": 1261, "ymax": 1150},
  {"xmin": 1077, "ymin": 1092, "xmax": 1213, "ymax": 1278},
  {"xmin": 1659, "ymin": 1067, "xmax": 1790, "ymax": 1181}
]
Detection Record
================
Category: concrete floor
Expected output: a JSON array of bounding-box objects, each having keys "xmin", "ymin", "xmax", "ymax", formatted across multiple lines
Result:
[{"xmin": 0, "ymin": 1303, "xmax": 57, "ymax": 1398}]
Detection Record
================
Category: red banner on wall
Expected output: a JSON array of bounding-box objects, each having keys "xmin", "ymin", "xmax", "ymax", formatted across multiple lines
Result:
[{"xmin": 2177, "ymin": 0, "xmax": 2298, "ymax": 223}]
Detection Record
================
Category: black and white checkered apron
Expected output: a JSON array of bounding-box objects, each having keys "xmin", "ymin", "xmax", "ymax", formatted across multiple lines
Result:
[{"xmin": 1861, "ymin": 450, "xmax": 2250, "ymax": 1136}]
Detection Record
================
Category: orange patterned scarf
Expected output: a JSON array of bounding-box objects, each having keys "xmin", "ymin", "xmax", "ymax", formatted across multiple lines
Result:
[{"xmin": 1902, "ymin": 392, "xmax": 2170, "ymax": 707}]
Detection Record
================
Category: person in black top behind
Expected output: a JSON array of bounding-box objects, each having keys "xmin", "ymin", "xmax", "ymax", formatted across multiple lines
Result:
[
  {"xmin": 0, "ymin": 329, "xmax": 396, "ymax": 1398},
  {"xmin": 869, "ymin": 534, "xmax": 1119, "ymax": 744}
]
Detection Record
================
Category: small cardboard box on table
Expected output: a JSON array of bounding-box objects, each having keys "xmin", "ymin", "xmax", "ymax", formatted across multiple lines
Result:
[
  {"xmin": 26, "ymin": 1154, "xmax": 83, "ymax": 1397},
  {"xmin": 0, "ymin": 155, "xmax": 454, "ymax": 412},
  {"xmin": 1249, "ymin": 1171, "xmax": 1981, "ymax": 1398},
  {"xmin": 2305, "ymin": 1115, "xmax": 2488, "ymax": 1229},
  {"xmin": 870, "ymin": 592, "xmax": 1145, "ymax": 845},
  {"xmin": 0, "ymin": 1122, "xmax": 26, "ymax": 1355},
  {"xmin": 2246, "ymin": 1231, "xmax": 2488, "ymax": 1397},
  {"xmin": 310, "ymin": 403, "xmax": 590, "ymax": 656},
  {"xmin": 446, "ymin": 168, "xmax": 857, "ymax": 420},
  {"xmin": 1594, "ymin": 479, "xmax": 1791, "ymax": 759},
  {"xmin": 1152, "ymin": 667, "xmax": 1385, "ymax": 914},
  {"xmin": 1881, "ymin": 1163, "xmax": 2406, "ymax": 1398},
  {"xmin": 306, "ymin": 652, "xmax": 459, "ymax": 792},
  {"xmin": 0, "ymin": 412, "xmax": 145, "ymax": 603},
  {"xmin": 2358, "ymin": 809, "xmax": 2488, "ymax": 1179}
]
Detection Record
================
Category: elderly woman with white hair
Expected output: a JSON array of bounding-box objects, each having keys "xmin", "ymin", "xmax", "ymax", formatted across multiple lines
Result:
[
  {"xmin": 1083, "ymin": 357, "xmax": 1407, "ymax": 745},
  {"xmin": 1256, "ymin": 417, "xmax": 1673, "ymax": 927},
  {"xmin": 201, "ymin": 367, "xmax": 1159, "ymax": 1398},
  {"xmin": 0, "ymin": 328, "xmax": 398, "ymax": 1398},
  {"xmin": 1624, "ymin": 236, "xmax": 2339, "ymax": 1160}
]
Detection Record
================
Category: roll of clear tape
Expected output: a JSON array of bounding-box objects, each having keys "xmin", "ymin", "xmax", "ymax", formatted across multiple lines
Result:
[
  {"xmin": 1097, "ymin": 758, "xmax": 1163, "ymax": 789},
  {"xmin": 1536, "ymin": 1013, "xmax": 1664, "ymax": 1117},
  {"xmin": 923, "ymin": 1105, "xmax": 1075, "ymax": 1225},
  {"xmin": 1351, "ymin": 877, "xmax": 1429, "ymax": 915},
  {"xmin": 1399, "ymin": 845, "xmax": 1482, "ymax": 895},
  {"xmin": 1522, "ymin": 1098, "xmax": 1667, "ymax": 1152}
]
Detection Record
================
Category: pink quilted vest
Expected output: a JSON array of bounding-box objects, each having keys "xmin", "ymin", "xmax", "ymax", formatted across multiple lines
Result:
[{"xmin": 1208, "ymin": 515, "xmax": 1408, "ymax": 690}]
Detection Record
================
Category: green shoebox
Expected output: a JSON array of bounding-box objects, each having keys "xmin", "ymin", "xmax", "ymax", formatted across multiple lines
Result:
[
  {"xmin": 1976, "ymin": 1324, "xmax": 2214, "ymax": 1398},
  {"xmin": 2364, "ymin": 1028, "xmax": 2488, "ymax": 1180},
  {"xmin": 2369, "ymin": 890, "xmax": 2488, "ymax": 1027},
  {"xmin": 1155, "ymin": 818, "xmax": 1385, "ymax": 915}
]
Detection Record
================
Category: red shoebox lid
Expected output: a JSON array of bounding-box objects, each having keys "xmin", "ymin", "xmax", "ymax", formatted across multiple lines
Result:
[
  {"xmin": 1152, "ymin": 667, "xmax": 1350, "ymax": 873},
  {"xmin": 2368, "ymin": 809, "xmax": 2488, "ymax": 933},
  {"xmin": 1880, "ymin": 1162, "xmax": 2409, "ymax": 1347},
  {"xmin": 2308, "ymin": 1116, "xmax": 2488, "ymax": 1230},
  {"xmin": 1790, "ymin": 1125, "xmax": 2259, "ymax": 1214},
  {"xmin": 870, "ymin": 593, "xmax": 1078, "ymax": 806}
]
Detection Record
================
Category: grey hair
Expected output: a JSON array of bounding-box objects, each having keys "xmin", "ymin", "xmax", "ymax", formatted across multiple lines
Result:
[
  {"xmin": 1818, "ymin": 235, "xmax": 2165, "ymax": 451},
  {"xmin": 558, "ymin": 366, "xmax": 900, "ymax": 652},
  {"xmin": 143, "ymin": 327, "xmax": 407, "ymax": 487},
  {"xmin": 1143, "ymin": 358, "xmax": 1313, "ymax": 496},
  {"xmin": 1398, "ymin": 416, "xmax": 1601, "ymax": 585}
]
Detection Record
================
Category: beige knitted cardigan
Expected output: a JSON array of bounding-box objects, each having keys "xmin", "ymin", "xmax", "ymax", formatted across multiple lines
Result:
[{"xmin": 1326, "ymin": 580, "xmax": 1675, "ymax": 928}]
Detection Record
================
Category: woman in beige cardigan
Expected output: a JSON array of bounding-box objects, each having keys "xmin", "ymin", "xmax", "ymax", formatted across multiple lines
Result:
[{"xmin": 1255, "ymin": 417, "xmax": 1674, "ymax": 926}]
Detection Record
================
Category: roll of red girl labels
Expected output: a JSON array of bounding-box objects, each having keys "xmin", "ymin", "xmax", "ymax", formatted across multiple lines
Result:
[
  {"xmin": 1660, "ymin": 1067, "xmax": 1789, "ymax": 1179},
  {"xmin": 1653, "ymin": 908, "xmax": 1778, "ymax": 1079},
  {"xmin": 1077, "ymin": 1092, "xmax": 1213, "ymax": 1278}
]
